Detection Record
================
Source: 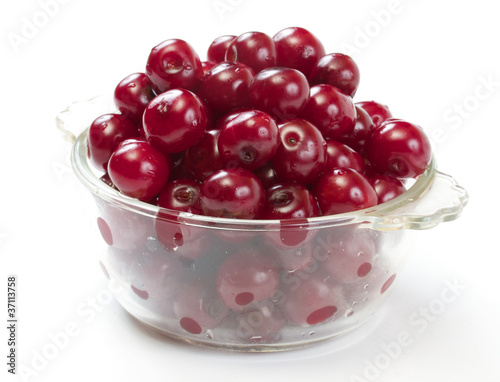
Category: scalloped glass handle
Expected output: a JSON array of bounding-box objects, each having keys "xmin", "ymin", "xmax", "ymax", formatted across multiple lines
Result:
[
  {"xmin": 55, "ymin": 95, "xmax": 115, "ymax": 144},
  {"xmin": 371, "ymin": 170, "xmax": 469, "ymax": 231}
]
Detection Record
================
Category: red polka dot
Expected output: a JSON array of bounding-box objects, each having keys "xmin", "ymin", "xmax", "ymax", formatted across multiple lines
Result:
[
  {"xmin": 381, "ymin": 274, "xmax": 397, "ymax": 294},
  {"xmin": 357, "ymin": 262, "xmax": 372, "ymax": 277},
  {"xmin": 306, "ymin": 305, "xmax": 337, "ymax": 325},
  {"xmin": 97, "ymin": 217, "xmax": 113, "ymax": 246},
  {"xmin": 235, "ymin": 292, "xmax": 254, "ymax": 306},
  {"xmin": 180, "ymin": 317, "xmax": 202, "ymax": 334},
  {"xmin": 131, "ymin": 285, "xmax": 149, "ymax": 300}
]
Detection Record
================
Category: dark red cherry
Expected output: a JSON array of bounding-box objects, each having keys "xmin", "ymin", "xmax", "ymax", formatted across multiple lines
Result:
[
  {"xmin": 325, "ymin": 140, "xmax": 365, "ymax": 173},
  {"xmin": 341, "ymin": 105, "xmax": 375, "ymax": 153},
  {"xmin": 87, "ymin": 113, "xmax": 138, "ymax": 171},
  {"xmin": 199, "ymin": 168, "xmax": 265, "ymax": 219},
  {"xmin": 184, "ymin": 129, "xmax": 224, "ymax": 181},
  {"xmin": 355, "ymin": 101, "xmax": 393, "ymax": 128},
  {"xmin": 157, "ymin": 179, "xmax": 202, "ymax": 214},
  {"xmin": 249, "ymin": 67, "xmax": 310, "ymax": 122},
  {"xmin": 143, "ymin": 89, "xmax": 208, "ymax": 155},
  {"xmin": 260, "ymin": 183, "xmax": 320, "ymax": 219},
  {"xmin": 201, "ymin": 61, "xmax": 215, "ymax": 74},
  {"xmin": 113, "ymin": 72, "xmax": 156, "ymax": 124},
  {"xmin": 273, "ymin": 26, "xmax": 325, "ymax": 78},
  {"xmin": 309, "ymin": 53, "xmax": 360, "ymax": 97},
  {"xmin": 207, "ymin": 35, "xmax": 236, "ymax": 63},
  {"xmin": 196, "ymin": 61, "xmax": 254, "ymax": 117},
  {"xmin": 107, "ymin": 140, "xmax": 170, "ymax": 202},
  {"xmin": 217, "ymin": 110, "xmax": 279, "ymax": 171},
  {"xmin": 312, "ymin": 168, "xmax": 377, "ymax": 215},
  {"xmin": 272, "ymin": 119, "xmax": 327, "ymax": 185},
  {"xmin": 364, "ymin": 119, "xmax": 432, "ymax": 178},
  {"xmin": 253, "ymin": 162, "xmax": 279, "ymax": 189},
  {"xmin": 370, "ymin": 174, "xmax": 406, "ymax": 204},
  {"xmin": 301, "ymin": 84, "xmax": 357, "ymax": 141},
  {"xmin": 145, "ymin": 39, "xmax": 204, "ymax": 93},
  {"xmin": 225, "ymin": 31, "xmax": 277, "ymax": 73}
]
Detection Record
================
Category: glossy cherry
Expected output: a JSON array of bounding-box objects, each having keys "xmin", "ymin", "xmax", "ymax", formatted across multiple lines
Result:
[
  {"xmin": 225, "ymin": 31, "xmax": 277, "ymax": 74},
  {"xmin": 253, "ymin": 162, "xmax": 279, "ymax": 189},
  {"xmin": 273, "ymin": 26, "xmax": 325, "ymax": 78},
  {"xmin": 324, "ymin": 140, "xmax": 365, "ymax": 173},
  {"xmin": 199, "ymin": 168, "xmax": 265, "ymax": 219},
  {"xmin": 272, "ymin": 119, "xmax": 327, "ymax": 185},
  {"xmin": 341, "ymin": 105, "xmax": 375, "ymax": 153},
  {"xmin": 184, "ymin": 129, "xmax": 224, "ymax": 181},
  {"xmin": 87, "ymin": 113, "xmax": 139, "ymax": 171},
  {"xmin": 114, "ymin": 72, "xmax": 156, "ymax": 124},
  {"xmin": 301, "ymin": 84, "xmax": 357, "ymax": 141},
  {"xmin": 355, "ymin": 101, "xmax": 393, "ymax": 128},
  {"xmin": 156, "ymin": 179, "xmax": 202, "ymax": 214},
  {"xmin": 216, "ymin": 249, "xmax": 280, "ymax": 311},
  {"xmin": 217, "ymin": 110, "xmax": 280, "ymax": 170},
  {"xmin": 309, "ymin": 53, "xmax": 360, "ymax": 97},
  {"xmin": 207, "ymin": 35, "xmax": 236, "ymax": 63},
  {"xmin": 370, "ymin": 174, "xmax": 406, "ymax": 204},
  {"xmin": 145, "ymin": 39, "xmax": 204, "ymax": 93},
  {"xmin": 196, "ymin": 61, "xmax": 254, "ymax": 117},
  {"xmin": 143, "ymin": 89, "xmax": 208, "ymax": 154},
  {"xmin": 312, "ymin": 168, "xmax": 377, "ymax": 215},
  {"xmin": 249, "ymin": 67, "xmax": 310, "ymax": 122},
  {"xmin": 107, "ymin": 140, "xmax": 170, "ymax": 202},
  {"xmin": 260, "ymin": 183, "xmax": 320, "ymax": 219},
  {"xmin": 364, "ymin": 119, "xmax": 432, "ymax": 178}
]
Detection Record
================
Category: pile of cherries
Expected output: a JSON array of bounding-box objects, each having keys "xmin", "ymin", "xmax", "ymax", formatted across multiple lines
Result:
[{"xmin": 87, "ymin": 26, "xmax": 432, "ymax": 220}]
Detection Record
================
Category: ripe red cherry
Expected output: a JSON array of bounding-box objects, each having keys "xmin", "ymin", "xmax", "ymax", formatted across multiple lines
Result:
[
  {"xmin": 217, "ymin": 110, "xmax": 279, "ymax": 170},
  {"xmin": 201, "ymin": 61, "xmax": 215, "ymax": 74},
  {"xmin": 312, "ymin": 168, "xmax": 377, "ymax": 215},
  {"xmin": 364, "ymin": 119, "xmax": 432, "ymax": 178},
  {"xmin": 196, "ymin": 61, "xmax": 254, "ymax": 117},
  {"xmin": 273, "ymin": 26, "xmax": 325, "ymax": 78},
  {"xmin": 207, "ymin": 35, "xmax": 236, "ymax": 63},
  {"xmin": 145, "ymin": 39, "xmax": 204, "ymax": 93},
  {"xmin": 272, "ymin": 119, "xmax": 327, "ymax": 185},
  {"xmin": 249, "ymin": 67, "xmax": 310, "ymax": 122},
  {"xmin": 341, "ymin": 105, "xmax": 375, "ymax": 153},
  {"xmin": 107, "ymin": 140, "xmax": 170, "ymax": 202},
  {"xmin": 253, "ymin": 162, "xmax": 279, "ymax": 189},
  {"xmin": 87, "ymin": 113, "xmax": 138, "ymax": 171},
  {"xmin": 225, "ymin": 31, "xmax": 277, "ymax": 74},
  {"xmin": 370, "ymin": 174, "xmax": 406, "ymax": 204},
  {"xmin": 309, "ymin": 53, "xmax": 360, "ymax": 97},
  {"xmin": 301, "ymin": 84, "xmax": 357, "ymax": 141},
  {"xmin": 235, "ymin": 305, "xmax": 286, "ymax": 343},
  {"xmin": 216, "ymin": 249, "xmax": 280, "ymax": 311},
  {"xmin": 260, "ymin": 183, "xmax": 319, "ymax": 219},
  {"xmin": 143, "ymin": 89, "xmax": 208, "ymax": 154},
  {"xmin": 199, "ymin": 168, "xmax": 265, "ymax": 219},
  {"xmin": 156, "ymin": 179, "xmax": 202, "ymax": 214},
  {"xmin": 325, "ymin": 140, "xmax": 365, "ymax": 173},
  {"xmin": 355, "ymin": 101, "xmax": 393, "ymax": 128},
  {"xmin": 184, "ymin": 129, "xmax": 224, "ymax": 181},
  {"xmin": 113, "ymin": 72, "xmax": 156, "ymax": 124}
]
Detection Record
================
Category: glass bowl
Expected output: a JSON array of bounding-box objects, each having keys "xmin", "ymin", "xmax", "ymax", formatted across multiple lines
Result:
[{"xmin": 61, "ymin": 97, "xmax": 468, "ymax": 352}]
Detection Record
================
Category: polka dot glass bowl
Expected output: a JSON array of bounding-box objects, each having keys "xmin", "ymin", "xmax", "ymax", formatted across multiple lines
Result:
[{"xmin": 60, "ymin": 96, "xmax": 468, "ymax": 352}]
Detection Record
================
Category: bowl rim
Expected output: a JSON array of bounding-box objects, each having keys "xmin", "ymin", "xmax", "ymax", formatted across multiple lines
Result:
[{"xmin": 71, "ymin": 128, "xmax": 438, "ymax": 231}]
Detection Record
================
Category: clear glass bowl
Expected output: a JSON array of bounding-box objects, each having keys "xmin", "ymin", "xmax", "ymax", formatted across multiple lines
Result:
[{"xmin": 61, "ymin": 97, "xmax": 469, "ymax": 352}]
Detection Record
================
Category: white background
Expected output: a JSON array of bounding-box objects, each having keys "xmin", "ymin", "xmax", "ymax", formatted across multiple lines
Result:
[{"xmin": 1, "ymin": 0, "xmax": 499, "ymax": 381}]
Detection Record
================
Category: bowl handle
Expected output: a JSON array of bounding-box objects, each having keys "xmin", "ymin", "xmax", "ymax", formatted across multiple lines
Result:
[
  {"xmin": 370, "ymin": 170, "xmax": 469, "ymax": 231},
  {"xmin": 55, "ymin": 95, "xmax": 114, "ymax": 144}
]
